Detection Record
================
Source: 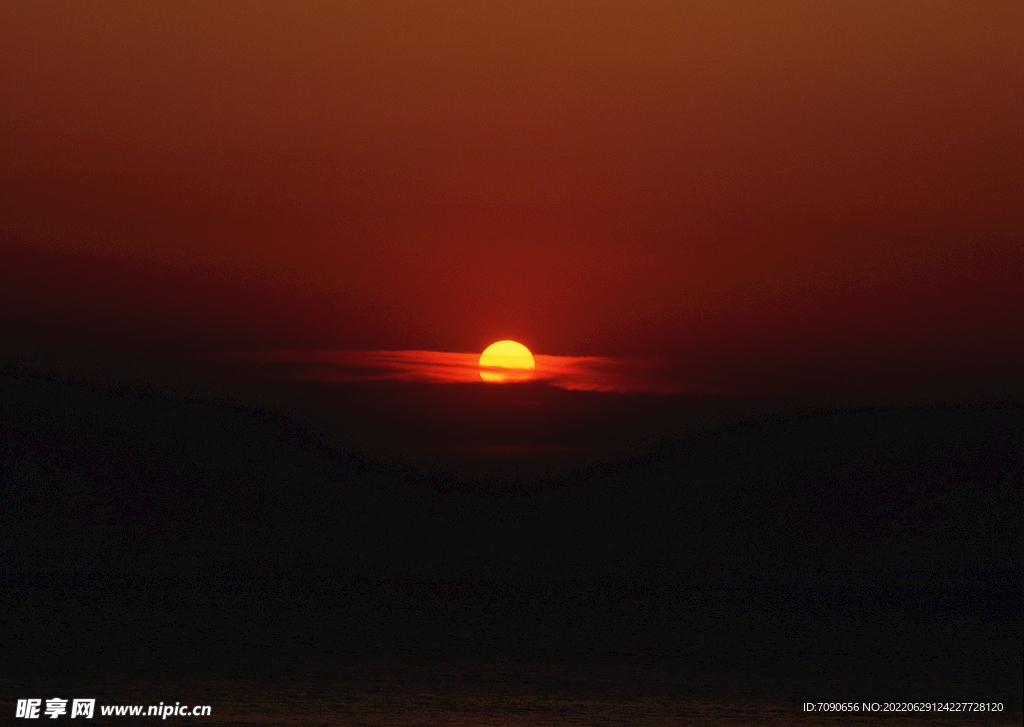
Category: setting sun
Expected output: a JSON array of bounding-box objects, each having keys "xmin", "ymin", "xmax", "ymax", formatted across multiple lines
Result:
[{"xmin": 478, "ymin": 340, "xmax": 536, "ymax": 383}]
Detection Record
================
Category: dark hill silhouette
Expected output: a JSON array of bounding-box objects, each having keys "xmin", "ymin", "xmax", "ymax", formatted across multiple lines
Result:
[
  {"xmin": 1, "ymin": 364, "xmax": 1020, "ymax": 585},
  {"xmin": 2, "ymin": 364, "xmax": 1020, "ymax": 697}
]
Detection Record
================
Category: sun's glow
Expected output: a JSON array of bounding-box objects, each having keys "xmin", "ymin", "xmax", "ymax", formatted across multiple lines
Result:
[
  {"xmin": 479, "ymin": 340, "xmax": 536, "ymax": 383},
  {"xmin": 203, "ymin": 349, "xmax": 711, "ymax": 394}
]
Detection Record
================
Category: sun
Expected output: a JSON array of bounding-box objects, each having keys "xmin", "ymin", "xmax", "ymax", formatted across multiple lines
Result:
[{"xmin": 478, "ymin": 340, "xmax": 536, "ymax": 383}]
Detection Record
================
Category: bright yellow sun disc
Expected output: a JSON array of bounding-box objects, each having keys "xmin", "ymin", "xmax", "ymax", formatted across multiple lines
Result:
[{"xmin": 479, "ymin": 340, "xmax": 535, "ymax": 382}]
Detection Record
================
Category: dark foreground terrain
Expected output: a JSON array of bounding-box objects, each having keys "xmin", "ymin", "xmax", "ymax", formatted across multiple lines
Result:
[{"xmin": 1, "ymin": 365, "xmax": 1020, "ymax": 721}]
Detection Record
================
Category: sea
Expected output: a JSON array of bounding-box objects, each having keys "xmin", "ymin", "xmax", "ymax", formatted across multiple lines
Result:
[{"xmin": 3, "ymin": 573, "xmax": 1019, "ymax": 726}]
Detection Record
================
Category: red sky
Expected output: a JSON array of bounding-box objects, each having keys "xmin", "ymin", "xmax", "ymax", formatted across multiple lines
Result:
[{"xmin": 1, "ymin": 1, "xmax": 1021, "ymax": 398}]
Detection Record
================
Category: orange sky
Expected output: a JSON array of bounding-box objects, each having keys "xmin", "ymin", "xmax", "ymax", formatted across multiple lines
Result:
[{"xmin": 1, "ymin": 1, "xmax": 1021, "ymax": 397}]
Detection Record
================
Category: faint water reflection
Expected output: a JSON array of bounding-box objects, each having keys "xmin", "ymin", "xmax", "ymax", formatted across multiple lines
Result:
[{"xmin": 21, "ymin": 670, "xmax": 1017, "ymax": 727}]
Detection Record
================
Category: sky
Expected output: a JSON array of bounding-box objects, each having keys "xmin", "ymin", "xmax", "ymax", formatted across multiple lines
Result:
[{"xmin": 1, "ymin": 0, "xmax": 1021, "ymax": 400}]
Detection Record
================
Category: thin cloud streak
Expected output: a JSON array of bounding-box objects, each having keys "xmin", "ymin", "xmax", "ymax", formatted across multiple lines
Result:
[{"xmin": 200, "ymin": 350, "xmax": 722, "ymax": 395}]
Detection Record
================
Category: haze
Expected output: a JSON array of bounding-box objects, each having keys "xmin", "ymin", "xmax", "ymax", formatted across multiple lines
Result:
[{"xmin": 1, "ymin": 1, "xmax": 1020, "ymax": 401}]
